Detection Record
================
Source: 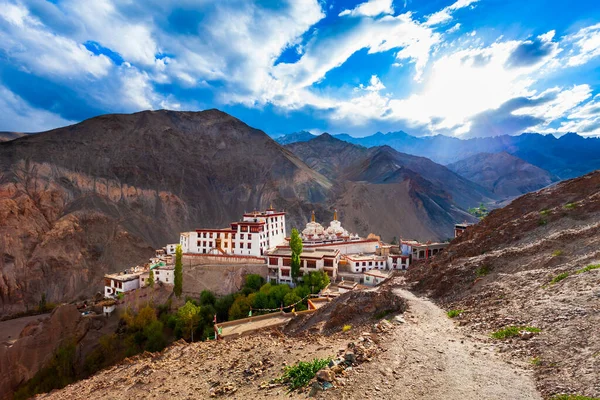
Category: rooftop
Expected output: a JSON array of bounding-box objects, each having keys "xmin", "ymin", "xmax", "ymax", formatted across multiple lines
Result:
[
  {"xmin": 344, "ymin": 253, "xmax": 388, "ymax": 261},
  {"xmin": 364, "ymin": 269, "xmax": 391, "ymax": 279},
  {"xmin": 268, "ymin": 247, "xmax": 340, "ymax": 258}
]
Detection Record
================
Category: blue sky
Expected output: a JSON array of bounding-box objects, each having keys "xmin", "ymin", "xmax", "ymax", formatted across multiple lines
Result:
[{"xmin": 0, "ymin": 0, "xmax": 599, "ymax": 138}]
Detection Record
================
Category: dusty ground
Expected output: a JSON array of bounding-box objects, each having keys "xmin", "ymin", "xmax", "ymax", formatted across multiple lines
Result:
[
  {"xmin": 407, "ymin": 172, "xmax": 600, "ymax": 398},
  {"xmin": 41, "ymin": 286, "xmax": 542, "ymax": 400},
  {"xmin": 0, "ymin": 313, "xmax": 50, "ymax": 343}
]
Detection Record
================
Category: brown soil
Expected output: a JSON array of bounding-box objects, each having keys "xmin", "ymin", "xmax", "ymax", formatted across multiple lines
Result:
[
  {"xmin": 407, "ymin": 170, "xmax": 600, "ymax": 398},
  {"xmin": 42, "ymin": 285, "xmax": 542, "ymax": 400}
]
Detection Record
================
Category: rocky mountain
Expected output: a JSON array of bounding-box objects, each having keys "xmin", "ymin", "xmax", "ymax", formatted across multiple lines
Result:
[
  {"xmin": 285, "ymin": 134, "xmax": 489, "ymax": 241},
  {"xmin": 274, "ymin": 130, "xmax": 318, "ymax": 145},
  {"xmin": 0, "ymin": 109, "xmax": 332, "ymax": 316},
  {"xmin": 447, "ymin": 152, "xmax": 558, "ymax": 198},
  {"xmin": 323, "ymin": 131, "xmax": 600, "ymax": 180},
  {"xmin": 407, "ymin": 170, "xmax": 600, "ymax": 398},
  {"xmin": 0, "ymin": 132, "xmax": 26, "ymax": 142}
]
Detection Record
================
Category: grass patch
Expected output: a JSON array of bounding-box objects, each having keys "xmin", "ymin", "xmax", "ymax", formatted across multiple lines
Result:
[
  {"xmin": 374, "ymin": 309, "xmax": 394, "ymax": 320},
  {"xmin": 552, "ymin": 250, "xmax": 563, "ymax": 257},
  {"xmin": 342, "ymin": 324, "xmax": 352, "ymax": 332},
  {"xmin": 563, "ymin": 203, "xmax": 577, "ymax": 210},
  {"xmin": 530, "ymin": 357, "xmax": 541, "ymax": 366},
  {"xmin": 491, "ymin": 326, "xmax": 541, "ymax": 339},
  {"xmin": 551, "ymin": 272, "xmax": 569, "ymax": 284},
  {"xmin": 575, "ymin": 264, "xmax": 600, "ymax": 274},
  {"xmin": 540, "ymin": 209, "xmax": 550, "ymax": 216},
  {"xmin": 447, "ymin": 309, "xmax": 463, "ymax": 318},
  {"xmin": 552, "ymin": 395, "xmax": 600, "ymax": 400},
  {"xmin": 475, "ymin": 265, "xmax": 489, "ymax": 277},
  {"xmin": 279, "ymin": 358, "xmax": 331, "ymax": 391},
  {"xmin": 538, "ymin": 218, "xmax": 548, "ymax": 226}
]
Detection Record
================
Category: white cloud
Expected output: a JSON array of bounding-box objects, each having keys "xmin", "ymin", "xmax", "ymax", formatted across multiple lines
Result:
[
  {"xmin": 565, "ymin": 23, "xmax": 600, "ymax": 67},
  {"xmin": 356, "ymin": 75, "xmax": 386, "ymax": 91},
  {"xmin": 513, "ymin": 85, "xmax": 592, "ymax": 120},
  {"xmin": 0, "ymin": 1, "xmax": 113, "ymax": 78},
  {"xmin": 425, "ymin": 0, "xmax": 478, "ymax": 26},
  {"xmin": 446, "ymin": 23, "xmax": 461, "ymax": 34},
  {"xmin": 339, "ymin": 0, "xmax": 394, "ymax": 17},
  {"xmin": 0, "ymin": 84, "xmax": 76, "ymax": 132}
]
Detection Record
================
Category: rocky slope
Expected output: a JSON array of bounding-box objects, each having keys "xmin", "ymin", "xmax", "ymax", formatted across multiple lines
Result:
[
  {"xmin": 286, "ymin": 134, "xmax": 487, "ymax": 241},
  {"xmin": 0, "ymin": 110, "xmax": 332, "ymax": 316},
  {"xmin": 447, "ymin": 152, "xmax": 557, "ymax": 198},
  {"xmin": 0, "ymin": 132, "xmax": 26, "ymax": 142},
  {"xmin": 274, "ymin": 130, "xmax": 318, "ymax": 145},
  {"xmin": 407, "ymin": 170, "xmax": 600, "ymax": 398}
]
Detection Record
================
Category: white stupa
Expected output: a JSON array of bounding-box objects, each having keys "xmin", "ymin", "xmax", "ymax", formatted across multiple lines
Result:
[{"xmin": 301, "ymin": 210, "xmax": 359, "ymax": 242}]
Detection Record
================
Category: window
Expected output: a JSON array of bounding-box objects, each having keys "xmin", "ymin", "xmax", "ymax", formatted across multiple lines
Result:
[
  {"xmin": 269, "ymin": 257, "xmax": 279, "ymax": 265},
  {"xmin": 240, "ymin": 234, "xmax": 244, "ymax": 240},
  {"xmin": 166, "ymin": 278, "xmax": 169, "ymax": 282},
  {"xmin": 203, "ymin": 233, "xmax": 207, "ymax": 238},
  {"xmin": 362, "ymin": 262, "xmax": 366, "ymax": 266},
  {"xmin": 307, "ymin": 260, "xmax": 316, "ymax": 268},
  {"xmin": 282, "ymin": 258, "xmax": 291, "ymax": 266},
  {"xmin": 324, "ymin": 258, "xmax": 333, "ymax": 267},
  {"xmin": 203, "ymin": 241, "xmax": 206, "ymax": 246},
  {"xmin": 232, "ymin": 242, "xmax": 236, "ymax": 248},
  {"xmin": 248, "ymin": 234, "xmax": 252, "ymax": 239},
  {"xmin": 281, "ymin": 269, "xmax": 290, "ymax": 277},
  {"xmin": 209, "ymin": 233, "xmax": 213, "ymax": 238},
  {"xmin": 247, "ymin": 243, "xmax": 252, "ymax": 249},
  {"xmin": 369, "ymin": 262, "xmax": 372, "ymax": 266}
]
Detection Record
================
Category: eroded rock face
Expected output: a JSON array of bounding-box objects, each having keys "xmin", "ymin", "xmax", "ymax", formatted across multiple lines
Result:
[{"xmin": 0, "ymin": 305, "xmax": 93, "ymax": 399}]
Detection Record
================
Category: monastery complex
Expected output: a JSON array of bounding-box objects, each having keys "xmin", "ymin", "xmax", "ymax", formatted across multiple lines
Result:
[{"xmin": 103, "ymin": 207, "xmax": 456, "ymax": 299}]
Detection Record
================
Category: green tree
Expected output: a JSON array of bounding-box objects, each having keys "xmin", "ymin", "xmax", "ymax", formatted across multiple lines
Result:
[
  {"xmin": 244, "ymin": 274, "xmax": 264, "ymax": 292},
  {"xmin": 177, "ymin": 301, "xmax": 201, "ymax": 342},
  {"xmin": 148, "ymin": 269, "xmax": 155, "ymax": 288},
  {"xmin": 174, "ymin": 244, "xmax": 183, "ymax": 297},
  {"xmin": 290, "ymin": 228, "xmax": 303, "ymax": 283},
  {"xmin": 302, "ymin": 271, "xmax": 330, "ymax": 293},
  {"xmin": 144, "ymin": 320, "xmax": 166, "ymax": 352},
  {"xmin": 390, "ymin": 236, "xmax": 398, "ymax": 245},
  {"xmin": 199, "ymin": 290, "xmax": 216, "ymax": 306},
  {"xmin": 228, "ymin": 295, "xmax": 252, "ymax": 320},
  {"xmin": 283, "ymin": 292, "xmax": 301, "ymax": 307}
]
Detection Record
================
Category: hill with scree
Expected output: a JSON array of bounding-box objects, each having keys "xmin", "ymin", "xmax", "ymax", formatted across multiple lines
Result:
[{"xmin": 407, "ymin": 170, "xmax": 600, "ymax": 398}]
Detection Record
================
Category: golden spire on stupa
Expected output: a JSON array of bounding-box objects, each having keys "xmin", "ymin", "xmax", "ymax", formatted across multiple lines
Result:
[
  {"xmin": 311, "ymin": 210, "xmax": 315, "ymax": 222},
  {"xmin": 333, "ymin": 208, "xmax": 338, "ymax": 221}
]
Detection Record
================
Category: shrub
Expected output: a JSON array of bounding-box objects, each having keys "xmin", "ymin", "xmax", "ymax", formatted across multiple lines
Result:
[
  {"xmin": 374, "ymin": 309, "xmax": 394, "ymax": 319},
  {"xmin": 342, "ymin": 324, "xmax": 352, "ymax": 332},
  {"xmin": 552, "ymin": 396, "xmax": 600, "ymax": 400},
  {"xmin": 491, "ymin": 326, "xmax": 541, "ymax": 339},
  {"xmin": 475, "ymin": 265, "xmax": 489, "ymax": 277},
  {"xmin": 447, "ymin": 309, "xmax": 463, "ymax": 318},
  {"xmin": 199, "ymin": 290, "xmax": 216, "ymax": 306},
  {"xmin": 563, "ymin": 203, "xmax": 577, "ymax": 210},
  {"xmin": 552, "ymin": 250, "xmax": 563, "ymax": 257},
  {"xmin": 551, "ymin": 272, "xmax": 569, "ymax": 284},
  {"xmin": 575, "ymin": 264, "xmax": 600, "ymax": 274},
  {"xmin": 540, "ymin": 209, "xmax": 550, "ymax": 216},
  {"xmin": 538, "ymin": 218, "xmax": 548, "ymax": 226},
  {"xmin": 530, "ymin": 357, "xmax": 541, "ymax": 366},
  {"xmin": 279, "ymin": 358, "xmax": 331, "ymax": 390}
]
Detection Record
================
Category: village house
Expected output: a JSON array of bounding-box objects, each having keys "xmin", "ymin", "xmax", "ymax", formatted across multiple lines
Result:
[
  {"xmin": 104, "ymin": 270, "xmax": 143, "ymax": 298},
  {"xmin": 454, "ymin": 222, "xmax": 472, "ymax": 238},
  {"xmin": 153, "ymin": 265, "xmax": 174, "ymax": 285},
  {"xmin": 267, "ymin": 247, "xmax": 340, "ymax": 285},
  {"xmin": 180, "ymin": 207, "xmax": 287, "ymax": 257},
  {"xmin": 363, "ymin": 269, "xmax": 392, "ymax": 286}
]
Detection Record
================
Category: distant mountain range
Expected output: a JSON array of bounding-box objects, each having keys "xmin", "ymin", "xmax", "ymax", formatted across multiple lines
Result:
[
  {"xmin": 447, "ymin": 152, "xmax": 558, "ymax": 198},
  {"xmin": 277, "ymin": 130, "xmax": 600, "ymax": 180}
]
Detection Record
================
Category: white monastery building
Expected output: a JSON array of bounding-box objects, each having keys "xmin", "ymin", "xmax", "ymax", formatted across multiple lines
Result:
[{"xmin": 180, "ymin": 207, "xmax": 286, "ymax": 257}]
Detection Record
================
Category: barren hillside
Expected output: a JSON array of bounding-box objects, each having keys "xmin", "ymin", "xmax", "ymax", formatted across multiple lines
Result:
[{"xmin": 408, "ymin": 170, "xmax": 600, "ymax": 398}]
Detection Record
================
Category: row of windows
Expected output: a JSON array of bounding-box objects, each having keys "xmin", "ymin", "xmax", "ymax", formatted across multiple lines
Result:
[{"xmin": 355, "ymin": 260, "xmax": 385, "ymax": 267}]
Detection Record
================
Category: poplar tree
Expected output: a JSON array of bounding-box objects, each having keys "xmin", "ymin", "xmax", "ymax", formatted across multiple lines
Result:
[
  {"xmin": 148, "ymin": 269, "xmax": 155, "ymax": 288},
  {"xmin": 174, "ymin": 244, "xmax": 183, "ymax": 297},
  {"xmin": 290, "ymin": 228, "xmax": 303, "ymax": 284}
]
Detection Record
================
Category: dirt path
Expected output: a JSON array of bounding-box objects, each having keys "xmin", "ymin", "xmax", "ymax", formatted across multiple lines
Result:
[{"xmin": 334, "ymin": 288, "xmax": 542, "ymax": 400}]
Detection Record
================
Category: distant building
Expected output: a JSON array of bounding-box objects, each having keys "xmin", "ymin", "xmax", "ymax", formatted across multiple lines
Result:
[
  {"xmin": 363, "ymin": 269, "xmax": 391, "ymax": 286},
  {"xmin": 153, "ymin": 265, "xmax": 174, "ymax": 285},
  {"xmin": 409, "ymin": 242, "xmax": 448, "ymax": 260},
  {"xmin": 267, "ymin": 247, "xmax": 340, "ymax": 285},
  {"xmin": 104, "ymin": 271, "xmax": 142, "ymax": 298},
  {"xmin": 454, "ymin": 223, "xmax": 471, "ymax": 238},
  {"xmin": 180, "ymin": 207, "xmax": 286, "ymax": 257}
]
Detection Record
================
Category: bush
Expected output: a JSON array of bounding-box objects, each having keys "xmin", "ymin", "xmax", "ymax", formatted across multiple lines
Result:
[
  {"xmin": 552, "ymin": 396, "xmax": 600, "ymax": 400},
  {"xmin": 575, "ymin": 264, "xmax": 600, "ymax": 274},
  {"xmin": 538, "ymin": 218, "xmax": 548, "ymax": 226},
  {"xmin": 279, "ymin": 358, "xmax": 331, "ymax": 390},
  {"xmin": 552, "ymin": 250, "xmax": 563, "ymax": 257},
  {"xmin": 551, "ymin": 272, "xmax": 569, "ymax": 284},
  {"xmin": 540, "ymin": 209, "xmax": 550, "ymax": 216},
  {"xmin": 244, "ymin": 274, "xmax": 265, "ymax": 292},
  {"xmin": 563, "ymin": 203, "xmax": 577, "ymax": 210},
  {"xmin": 475, "ymin": 265, "xmax": 489, "ymax": 277},
  {"xmin": 447, "ymin": 309, "xmax": 463, "ymax": 318},
  {"xmin": 199, "ymin": 290, "xmax": 216, "ymax": 306},
  {"xmin": 530, "ymin": 357, "xmax": 541, "ymax": 366},
  {"xmin": 342, "ymin": 324, "xmax": 352, "ymax": 332},
  {"xmin": 491, "ymin": 326, "xmax": 540, "ymax": 339}
]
